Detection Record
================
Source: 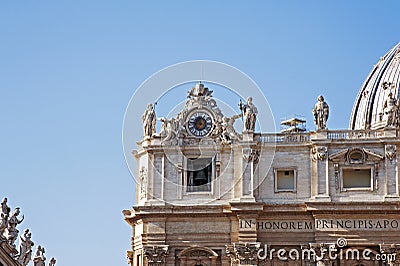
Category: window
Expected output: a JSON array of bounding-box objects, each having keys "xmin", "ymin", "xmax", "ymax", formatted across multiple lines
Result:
[
  {"xmin": 342, "ymin": 168, "xmax": 372, "ymax": 190},
  {"xmin": 275, "ymin": 169, "xmax": 296, "ymax": 192},
  {"xmin": 136, "ymin": 254, "xmax": 141, "ymax": 266},
  {"xmin": 186, "ymin": 158, "xmax": 213, "ymax": 192}
]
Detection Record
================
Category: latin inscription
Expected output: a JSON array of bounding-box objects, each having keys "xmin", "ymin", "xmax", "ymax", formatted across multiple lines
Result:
[{"xmin": 239, "ymin": 219, "xmax": 400, "ymax": 232}]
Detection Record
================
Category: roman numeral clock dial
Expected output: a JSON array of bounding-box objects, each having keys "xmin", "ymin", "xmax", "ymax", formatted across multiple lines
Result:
[{"xmin": 187, "ymin": 112, "xmax": 213, "ymax": 137}]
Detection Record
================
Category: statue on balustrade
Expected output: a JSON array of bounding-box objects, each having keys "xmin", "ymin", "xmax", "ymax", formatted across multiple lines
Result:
[
  {"xmin": 383, "ymin": 92, "xmax": 400, "ymax": 127},
  {"xmin": 49, "ymin": 257, "xmax": 56, "ymax": 266},
  {"xmin": 142, "ymin": 103, "xmax": 156, "ymax": 138},
  {"xmin": 18, "ymin": 229, "xmax": 34, "ymax": 266},
  {"xmin": 33, "ymin": 245, "xmax": 46, "ymax": 266},
  {"xmin": 6, "ymin": 207, "xmax": 24, "ymax": 247},
  {"xmin": 239, "ymin": 97, "xmax": 258, "ymax": 132},
  {"xmin": 312, "ymin": 95, "xmax": 329, "ymax": 130}
]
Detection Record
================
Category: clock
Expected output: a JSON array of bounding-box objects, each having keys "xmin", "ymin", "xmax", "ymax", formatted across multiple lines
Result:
[{"xmin": 187, "ymin": 112, "xmax": 213, "ymax": 137}]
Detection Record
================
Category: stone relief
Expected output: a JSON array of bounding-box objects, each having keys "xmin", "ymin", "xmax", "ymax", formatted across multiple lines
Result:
[
  {"xmin": 312, "ymin": 95, "xmax": 329, "ymax": 130},
  {"xmin": 226, "ymin": 242, "xmax": 260, "ymax": 265},
  {"xmin": 142, "ymin": 103, "xmax": 156, "ymax": 138},
  {"xmin": 139, "ymin": 167, "xmax": 147, "ymax": 200},
  {"xmin": 386, "ymin": 144, "xmax": 397, "ymax": 161}
]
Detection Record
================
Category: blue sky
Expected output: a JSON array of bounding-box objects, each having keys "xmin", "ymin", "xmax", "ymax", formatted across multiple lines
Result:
[{"xmin": 1, "ymin": 1, "xmax": 400, "ymax": 265}]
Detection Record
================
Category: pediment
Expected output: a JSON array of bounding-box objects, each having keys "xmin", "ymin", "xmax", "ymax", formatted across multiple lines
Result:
[{"xmin": 329, "ymin": 148, "xmax": 383, "ymax": 163}]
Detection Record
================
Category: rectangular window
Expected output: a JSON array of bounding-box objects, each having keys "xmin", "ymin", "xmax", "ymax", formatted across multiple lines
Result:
[
  {"xmin": 136, "ymin": 254, "xmax": 141, "ymax": 266},
  {"xmin": 275, "ymin": 169, "xmax": 296, "ymax": 192},
  {"xmin": 186, "ymin": 158, "xmax": 213, "ymax": 192},
  {"xmin": 342, "ymin": 168, "xmax": 372, "ymax": 190}
]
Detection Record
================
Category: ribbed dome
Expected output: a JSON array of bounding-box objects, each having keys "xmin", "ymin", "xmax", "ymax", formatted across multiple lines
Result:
[{"xmin": 350, "ymin": 42, "xmax": 400, "ymax": 130}]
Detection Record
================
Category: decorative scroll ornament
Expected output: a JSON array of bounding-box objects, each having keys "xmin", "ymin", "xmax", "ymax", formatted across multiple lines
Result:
[
  {"xmin": 143, "ymin": 245, "xmax": 169, "ymax": 266},
  {"xmin": 312, "ymin": 146, "xmax": 327, "ymax": 161},
  {"xmin": 386, "ymin": 145, "xmax": 397, "ymax": 161},
  {"xmin": 226, "ymin": 242, "xmax": 261, "ymax": 265}
]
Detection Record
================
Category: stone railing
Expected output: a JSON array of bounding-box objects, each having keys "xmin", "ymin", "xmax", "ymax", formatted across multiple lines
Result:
[
  {"xmin": 257, "ymin": 129, "xmax": 395, "ymax": 143},
  {"xmin": 139, "ymin": 129, "xmax": 397, "ymax": 146},
  {"xmin": 258, "ymin": 133, "xmax": 311, "ymax": 143},
  {"xmin": 327, "ymin": 129, "xmax": 385, "ymax": 140}
]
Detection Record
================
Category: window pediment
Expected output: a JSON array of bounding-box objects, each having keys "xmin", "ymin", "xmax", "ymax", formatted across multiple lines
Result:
[{"xmin": 329, "ymin": 148, "xmax": 383, "ymax": 164}]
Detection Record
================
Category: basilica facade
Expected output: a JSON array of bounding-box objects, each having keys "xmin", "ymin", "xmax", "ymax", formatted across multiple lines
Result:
[{"xmin": 123, "ymin": 42, "xmax": 400, "ymax": 266}]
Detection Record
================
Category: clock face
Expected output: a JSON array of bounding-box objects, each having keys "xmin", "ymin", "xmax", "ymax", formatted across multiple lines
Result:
[{"xmin": 187, "ymin": 112, "xmax": 213, "ymax": 137}]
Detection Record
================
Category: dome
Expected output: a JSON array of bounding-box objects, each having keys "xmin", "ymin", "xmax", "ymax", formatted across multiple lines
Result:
[{"xmin": 349, "ymin": 42, "xmax": 400, "ymax": 130}]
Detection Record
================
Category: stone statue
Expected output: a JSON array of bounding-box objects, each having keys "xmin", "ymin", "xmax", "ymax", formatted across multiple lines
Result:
[
  {"xmin": 33, "ymin": 245, "xmax": 46, "ymax": 266},
  {"xmin": 142, "ymin": 103, "xmax": 156, "ymax": 138},
  {"xmin": 220, "ymin": 114, "xmax": 242, "ymax": 144},
  {"xmin": 18, "ymin": 229, "xmax": 34, "ymax": 266},
  {"xmin": 383, "ymin": 92, "xmax": 399, "ymax": 127},
  {"xmin": 6, "ymin": 207, "xmax": 24, "ymax": 247},
  {"xmin": 1, "ymin": 198, "xmax": 10, "ymax": 218},
  {"xmin": 159, "ymin": 117, "xmax": 179, "ymax": 141},
  {"xmin": 312, "ymin": 95, "xmax": 329, "ymax": 130},
  {"xmin": 49, "ymin": 257, "xmax": 56, "ymax": 266},
  {"xmin": 0, "ymin": 213, "xmax": 7, "ymax": 238},
  {"xmin": 0, "ymin": 198, "xmax": 10, "ymax": 239},
  {"xmin": 239, "ymin": 97, "xmax": 258, "ymax": 132}
]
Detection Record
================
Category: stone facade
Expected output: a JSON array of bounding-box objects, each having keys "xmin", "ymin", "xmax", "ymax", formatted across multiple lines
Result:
[{"xmin": 124, "ymin": 43, "xmax": 400, "ymax": 266}]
